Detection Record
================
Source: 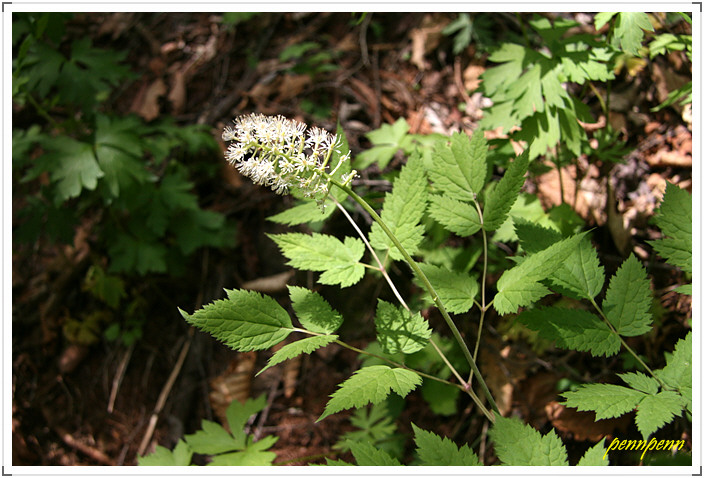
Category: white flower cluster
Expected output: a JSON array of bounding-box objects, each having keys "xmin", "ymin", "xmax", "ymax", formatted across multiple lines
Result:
[{"xmin": 223, "ymin": 113, "xmax": 355, "ymax": 199}]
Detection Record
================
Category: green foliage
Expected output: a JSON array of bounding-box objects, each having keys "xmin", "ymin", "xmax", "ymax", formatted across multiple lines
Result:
[
  {"xmin": 412, "ymin": 424, "xmax": 481, "ymax": 466},
  {"xmin": 334, "ymin": 402, "xmax": 403, "ymax": 458},
  {"xmin": 415, "ymin": 263, "xmax": 478, "ymax": 314},
  {"xmin": 648, "ymin": 183, "xmax": 692, "ymax": 275},
  {"xmin": 139, "ymin": 396, "xmax": 276, "ymax": 466},
  {"xmin": 482, "ymin": 152, "xmax": 529, "ymax": 230},
  {"xmin": 494, "ymin": 232, "xmax": 587, "ymax": 314},
  {"xmin": 563, "ymin": 332, "xmax": 691, "ymax": 438},
  {"xmin": 180, "ymin": 289, "xmax": 293, "ymax": 352},
  {"xmin": 595, "ymin": 12, "xmax": 654, "ymax": 55},
  {"xmin": 257, "ymin": 335, "xmax": 338, "ymax": 375},
  {"xmin": 602, "ymin": 254, "xmax": 652, "ymax": 336},
  {"xmin": 490, "ymin": 416, "xmax": 568, "ymax": 465},
  {"xmin": 428, "ymin": 130, "xmax": 488, "ymax": 201},
  {"xmin": 288, "ymin": 286, "xmax": 343, "ymax": 334},
  {"xmin": 374, "ymin": 300, "xmax": 432, "ymax": 354},
  {"xmin": 269, "ymin": 233, "xmax": 365, "ymax": 287},
  {"xmin": 369, "ymin": 151, "xmax": 428, "ymax": 260},
  {"xmin": 319, "ymin": 366, "xmax": 422, "ymax": 421}
]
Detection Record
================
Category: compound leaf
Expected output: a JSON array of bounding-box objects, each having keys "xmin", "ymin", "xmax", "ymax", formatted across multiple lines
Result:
[
  {"xmin": 602, "ymin": 254, "xmax": 652, "ymax": 336},
  {"xmin": 490, "ymin": 416, "xmax": 568, "ymax": 466},
  {"xmin": 138, "ymin": 439, "xmax": 192, "ymax": 466},
  {"xmin": 268, "ymin": 200, "xmax": 334, "ymax": 226},
  {"xmin": 428, "ymin": 131, "xmax": 488, "ymax": 202},
  {"xmin": 374, "ymin": 300, "xmax": 432, "ymax": 354},
  {"xmin": 319, "ymin": 365, "xmax": 422, "ymax": 421},
  {"xmin": 257, "ymin": 335, "xmax": 338, "ymax": 376},
  {"xmin": 355, "ymin": 118, "xmax": 410, "ymax": 170},
  {"xmin": 412, "ymin": 424, "xmax": 481, "ymax": 466},
  {"xmin": 483, "ymin": 152, "xmax": 529, "ymax": 231},
  {"xmin": 654, "ymin": 332, "xmax": 692, "ymax": 412},
  {"xmin": 562, "ymin": 383, "xmax": 645, "ymax": 420},
  {"xmin": 517, "ymin": 307, "xmax": 619, "ymax": 357},
  {"xmin": 635, "ymin": 391, "xmax": 686, "ymax": 439},
  {"xmin": 549, "ymin": 237, "xmax": 605, "ymax": 300},
  {"xmin": 348, "ymin": 441, "xmax": 401, "ymax": 466},
  {"xmin": 648, "ymin": 182, "xmax": 691, "ymax": 273},
  {"xmin": 416, "ymin": 263, "xmax": 478, "ymax": 314},
  {"xmin": 42, "ymin": 136, "xmax": 104, "ymax": 202},
  {"xmin": 288, "ymin": 286, "xmax": 343, "ymax": 334},
  {"xmin": 369, "ymin": 151, "xmax": 427, "ymax": 260},
  {"xmin": 207, "ymin": 435, "xmax": 278, "ymax": 466},
  {"xmin": 269, "ymin": 233, "xmax": 365, "ymax": 287},
  {"xmin": 577, "ymin": 438, "xmax": 609, "ymax": 466},
  {"xmin": 618, "ymin": 371, "xmax": 659, "ymax": 395},
  {"xmin": 612, "ymin": 12, "xmax": 654, "ymax": 55},
  {"xmin": 494, "ymin": 232, "xmax": 586, "ymax": 314},
  {"xmin": 180, "ymin": 289, "xmax": 293, "ymax": 352},
  {"xmin": 428, "ymin": 194, "xmax": 481, "ymax": 237}
]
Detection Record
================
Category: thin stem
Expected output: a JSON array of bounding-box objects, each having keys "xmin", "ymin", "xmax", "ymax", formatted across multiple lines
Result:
[
  {"xmin": 329, "ymin": 178, "xmax": 499, "ymax": 418},
  {"xmin": 468, "ymin": 200, "xmax": 489, "ymax": 386},
  {"xmin": 588, "ymin": 298, "xmax": 667, "ymax": 389},
  {"xmin": 333, "ymin": 197, "xmax": 466, "ymax": 388}
]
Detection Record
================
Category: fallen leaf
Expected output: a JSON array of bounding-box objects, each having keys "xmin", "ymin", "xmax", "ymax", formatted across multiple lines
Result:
[
  {"xmin": 462, "ymin": 65, "xmax": 484, "ymax": 92},
  {"xmin": 209, "ymin": 352, "xmax": 257, "ymax": 429},
  {"xmin": 133, "ymin": 78, "xmax": 167, "ymax": 121},
  {"xmin": 168, "ymin": 70, "xmax": 186, "ymax": 115},
  {"xmin": 546, "ymin": 401, "xmax": 631, "ymax": 442}
]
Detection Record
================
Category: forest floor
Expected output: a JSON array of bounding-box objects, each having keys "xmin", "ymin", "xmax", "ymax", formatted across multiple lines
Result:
[{"xmin": 11, "ymin": 12, "xmax": 692, "ymax": 466}]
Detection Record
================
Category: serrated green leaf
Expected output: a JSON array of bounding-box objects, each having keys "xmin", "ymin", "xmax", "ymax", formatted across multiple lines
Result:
[
  {"xmin": 416, "ymin": 263, "xmax": 478, "ymax": 314},
  {"xmin": 648, "ymin": 182, "xmax": 691, "ymax": 273},
  {"xmin": 654, "ymin": 332, "xmax": 692, "ymax": 412},
  {"xmin": 420, "ymin": 379, "xmax": 460, "ymax": 416},
  {"xmin": 269, "ymin": 233, "xmax": 365, "ymax": 287},
  {"xmin": 428, "ymin": 131, "xmax": 488, "ymax": 202},
  {"xmin": 577, "ymin": 438, "xmax": 609, "ymax": 466},
  {"xmin": 602, "ymin": 254, "xmax": 652, "ymax": 336},
  {"xmin": 180, "ymin": 289, "xmax": 293, "ymax": 352},
  {"xmin": 258, "ymin": 335, "xmax": 338, "ymax": 375},
  {"xmin": 348, "ymin": 440, "xmax": 401, "ymax": 466},
  {"xmin": 138, "ymin": 439, "xmax": 193, "ymax": 466},
  {"xmin": 562, "ymin": 383, "xmax": 645, "ymax": 420},
  {"xmin": 107, "ymin": 233, "xmax": 167, "ymax": 275},
  {"xmin": 618, "ymin": 372, "xmax": 659, "ymax": 395},
  {"xmin": 354, "ymin": 118, "xmax": 410, "ymax": 170},
  {"xmin": 207, "ymin": 435, "xmax": 278, "ymax": 466},
  {"xmin": 490, "ymin": 416, "xmax": 568, "ymax": 466},
  {"xmin": 549, "ymin": 237, "xmax": 605, "ymax": 300},
  {"xmin": 635, "ymin": 391, "xmax": 686, "ymax": 439},
  {"xmin": 412, "ymin": 424, "xmax": 481, "ymax": 466},
  {"xmin": 225, "ymin": 395, "xmax": 268, "ymax": 446},
  {"xmin": 492, "ymin": 193, "xmax": 557, "ymax": 243},
  {"xmin": 428, "ymin": 194, "xmax": 481, "ymax": 237},
  {"xmin": 268, "ymin": 200, "xmax": 334, "ymax": 226},
  {"xmin": 514, "ymin": 219, "xmax": 563, "ymax": 254},
  {"xmin": 517, "ymin": 307, "xmax": 619, "ymax": 357},
  {"xmin": 375, "ymin": 300, "xmax": 432, "ymax": 354},
  {"xmin": 185, "ymin": 420, "xmax": 242, "ymax": 455},
  {"xmin": 288, "ymin": 286, "xmax": 343, "ymax": 334},
  {"xmin": 369, "ymin": 152, "xmax": 427, "ymax": 260},
  {"xmin": 494, "ymin": 232, "xmax": 586, "ymax": 314},
  {"xmin": 483, "ymin": 152, "xmax": 529, "ymax": 231},
  {"xmin": 319, "ymin": 365, "xmax": 422, "ymax": 421}
]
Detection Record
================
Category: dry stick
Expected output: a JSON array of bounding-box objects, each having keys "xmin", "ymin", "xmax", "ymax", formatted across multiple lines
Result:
[
  {"xmin": 137, "ymin": 329, "xmax": 194, "ymax": 456},
  {"xmin": 57, "ymin": 427, "xmax": 114, "ymax": 465},
  {"xmin": 332, "ymin": 199, "xmax": 469, "ymax": 389},
  {"xmin": 330, "ymin": 179, "xmax": 499, "ymax": 418},
  {"xmin": 107, "ymin": 342, "xmax": 135, "ymax": 413}
]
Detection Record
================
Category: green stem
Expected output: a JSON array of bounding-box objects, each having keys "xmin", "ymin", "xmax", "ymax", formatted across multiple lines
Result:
[
  {"xmin": 329, "ymin": 178, "xmax": 499, "ymax": 418},
  {"xmin": 332, "ymin": 198, "xmax": 469, "ymax": 391},
  {"xmin": 588, "ymin": 298, "xmax": 667, "ymax": 389},
  {"xmin": 468, "ymin": 200, "xmax": 489, "ymax": 386}
]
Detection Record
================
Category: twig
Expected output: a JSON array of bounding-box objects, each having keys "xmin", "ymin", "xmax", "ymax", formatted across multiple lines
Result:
[
  {"xmin": 56, "ymin": 427, "xmax": 114, "ymax": 465},
  {"xmin": 107, "ymin": 342, "xmax": 135, "ymax": 413},
  {"xmin": 137, "ymin": 329, "xmax": 194, "ymax": 457}
]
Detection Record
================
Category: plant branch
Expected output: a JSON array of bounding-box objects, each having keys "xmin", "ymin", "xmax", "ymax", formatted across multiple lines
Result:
[{"xmin": 329, "ymin": 178, "xmax": 499, "ymax": 418}]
